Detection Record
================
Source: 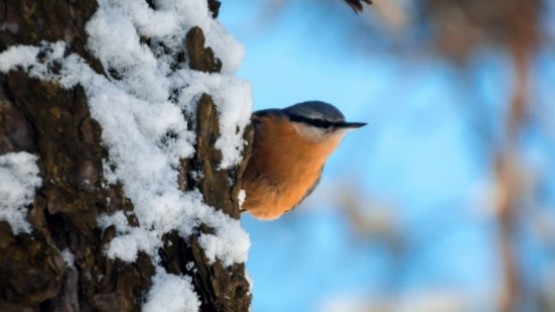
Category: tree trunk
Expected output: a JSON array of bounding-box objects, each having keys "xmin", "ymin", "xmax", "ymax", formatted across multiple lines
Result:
[{"xmin": 0, "ymin": 0, "xmax": 252, "ymax": 311}]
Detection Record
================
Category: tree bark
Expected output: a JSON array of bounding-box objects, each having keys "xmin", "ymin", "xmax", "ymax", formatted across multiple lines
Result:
[{"xmin": 0, "ymin": 1, "xmax": 251, "ymax": 311}]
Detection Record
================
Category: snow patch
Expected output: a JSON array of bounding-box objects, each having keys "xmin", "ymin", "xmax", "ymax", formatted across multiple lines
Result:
[
  {"xmin": 61, "ymin": 248, "xmax": 76, "ymax": 269},
  {"xmin": 176, "ymin": 70, "xmax": 252, "ymax": 169},
  {"xmin": 238, "ymin": 189, "xmax": 246, "ymax": 207},
  {"xmin": 0, "ymin": 42, "xmax": 73, "ymax": 87},
  {"xmin": 143, "ymin": 267, "xmax": 201, "ymax": 312},
  {"xmin": 151, "ymin": 0, "xmax": 245, "ymax": 73},
  {"xmin": 0, "ymin": 152, "xmax": 42, "ymax": 234}
]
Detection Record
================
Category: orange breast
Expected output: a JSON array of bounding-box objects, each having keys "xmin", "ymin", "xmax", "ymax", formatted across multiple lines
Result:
[{"xmin": 242, "ymin": 115, "xmax": 344, "ymax": 220}]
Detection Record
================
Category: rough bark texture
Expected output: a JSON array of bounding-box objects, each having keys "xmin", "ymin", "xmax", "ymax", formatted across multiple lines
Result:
[{"xmin": 0, "ymin": 0, "xmax": 252, "ymax": 311}]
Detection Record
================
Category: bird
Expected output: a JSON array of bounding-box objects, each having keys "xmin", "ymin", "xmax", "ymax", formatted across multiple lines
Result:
[{"xmin": 241, "ymin": 101, "xmax": 366, "ymax": 220}]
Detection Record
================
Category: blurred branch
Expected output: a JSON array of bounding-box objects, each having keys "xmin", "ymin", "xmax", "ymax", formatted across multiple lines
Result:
[
  {"xmin": 494, "ymin": 154, "xmax": 523, "ymax": 312},
  {"xmin": 493, "ymin": 1, "xmax": 538, "ymax": 309},
  {"xmin": 343, "ymin": 0, "xmax": 372, "ymax": 13},
  {"xmin": 371, "ymin": 0, "xmax": 408, "ymax": 30},
  {"xmin": 426, "ymin": 0, "xmax": 541, "ymax": 60},
  {"xmin": 335, "ymin": 185, "xmax": 400, "ymax": 243}
]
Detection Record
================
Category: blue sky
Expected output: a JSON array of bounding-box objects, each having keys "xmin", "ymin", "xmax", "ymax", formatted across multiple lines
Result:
[{"xmin": 220, "ymin": 2, "xmax": 554, "ymax": 311}]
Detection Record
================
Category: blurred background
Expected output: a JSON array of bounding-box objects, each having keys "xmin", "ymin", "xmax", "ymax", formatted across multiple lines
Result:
[{"xmin": 220, "ymin": 1, "xmax": 555, "ymax": 311}]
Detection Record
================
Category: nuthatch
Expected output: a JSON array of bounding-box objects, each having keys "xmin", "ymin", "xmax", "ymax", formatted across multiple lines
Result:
[{"xmin": 241, "ymin": 101, "xmax": 366, "ymax": 220}]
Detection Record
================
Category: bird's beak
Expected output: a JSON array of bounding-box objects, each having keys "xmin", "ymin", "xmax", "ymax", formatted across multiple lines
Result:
[{"xmin": 337, "ymin": 122, "xmax": 367, "ymax": 130}]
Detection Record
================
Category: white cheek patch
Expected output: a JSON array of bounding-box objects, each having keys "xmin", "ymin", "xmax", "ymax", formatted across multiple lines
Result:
[{"xmin": 292, "ymin": 123, "xmax": 329, "ymax": 142}]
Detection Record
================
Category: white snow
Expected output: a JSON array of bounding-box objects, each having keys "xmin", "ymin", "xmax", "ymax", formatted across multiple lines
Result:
[
  {"xmin": 0, "ymin": 45, "xmax": 43, "ymax": 72},
  {"xmin": 0, "ymin": 42, "xmax": 70, "ymax": 85},
  {"xmin": 143, "ymin": 268, "xmax": 201, "ymax": 312},
  {"xmin": 0, "ymin": 0, "xmax": 252, "ymax": 310},
  {"xmin": 152, "ymin": 0, "xmax": 245, "ymax": 73},
  {"xmin": 0, "ymin": 152, "xmax": 42, "ymax": 234},
  {"xmin": 238, "ymin": 189, "xmax": 246, "ymax": 207},
  {"xmin": 98, "ymin": 210, "xmax": 163, "ymax": 262},
  {"xmin": 61, "ymin": 248, "xmax": 76, "ymax": 269},
  {"xmin": 176, "ymin": 70, "xmax": 252, "ymax": 168}
]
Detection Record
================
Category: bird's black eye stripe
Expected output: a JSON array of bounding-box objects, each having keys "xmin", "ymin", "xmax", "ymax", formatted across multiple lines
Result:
[{"xmin": 288, "ymin": 114, "xmax": 341, "ymax": 129}]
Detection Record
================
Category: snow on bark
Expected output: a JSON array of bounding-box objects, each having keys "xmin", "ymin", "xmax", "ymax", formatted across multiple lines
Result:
[
  {"xmin": 0, "ymin": 152, "xmax": 42, "ymax": 234},
  {"xmin": 0, "ymin": 0, "xmax": 252, "ymax": 310}
]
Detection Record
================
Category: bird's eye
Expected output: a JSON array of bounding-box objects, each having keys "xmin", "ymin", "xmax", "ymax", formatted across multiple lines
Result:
[{"xmin": 309, "ymin": 119, "xmax": 336, "ymax": 129}]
